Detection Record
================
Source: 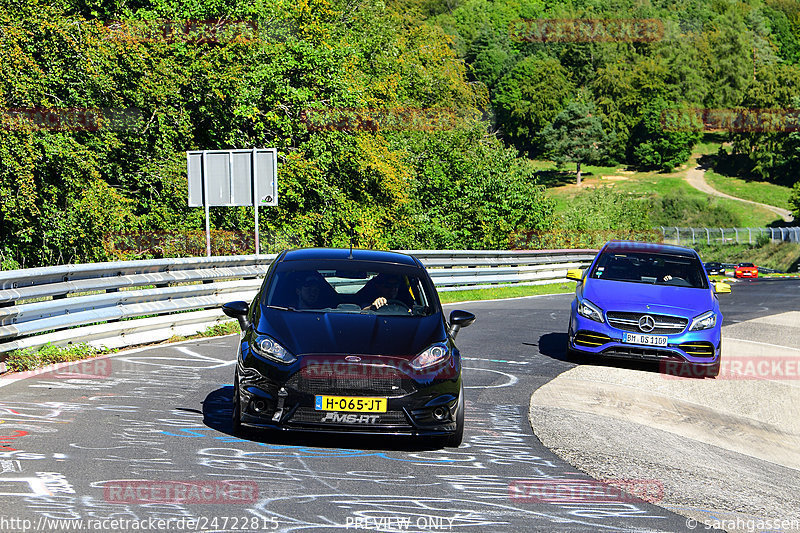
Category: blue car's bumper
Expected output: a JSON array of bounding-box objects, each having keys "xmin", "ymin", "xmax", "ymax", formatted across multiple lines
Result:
[{"xmin": 568, "ymin": 308, "xmax": 721, "ymax": 366}]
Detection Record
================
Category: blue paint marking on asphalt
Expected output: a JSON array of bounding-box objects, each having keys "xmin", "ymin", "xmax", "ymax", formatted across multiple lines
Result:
[{"xmin": 160, "ymin": 426, "xmax": 456, "ymax": 463}]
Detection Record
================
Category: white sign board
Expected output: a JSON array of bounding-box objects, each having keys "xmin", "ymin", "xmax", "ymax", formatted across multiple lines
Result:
[
  {"xmin": 187, "ymin": 149, "xmax": 277, "ymax": 207},
  {"xmin": 186, "ymin": 148, "xmax": 278, "ymax": 256}
]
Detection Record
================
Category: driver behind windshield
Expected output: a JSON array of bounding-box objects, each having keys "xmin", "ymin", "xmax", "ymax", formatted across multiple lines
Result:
[
  {"xmin": 360, "ymin": 274, "xmax": 407, "ymax": 311},
  {"xmin": 294, "ymin": 272, "xmax": 338, "ymax": 309}
]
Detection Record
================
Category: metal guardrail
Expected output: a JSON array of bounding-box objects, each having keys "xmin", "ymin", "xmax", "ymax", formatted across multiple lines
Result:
[
  {"xmin": 0, "ymin": 249, "xmax": 595, "ymax": 357},
  {"xmin": 660, "ymin": 226, "xmax": 800, "ymax": 245}
]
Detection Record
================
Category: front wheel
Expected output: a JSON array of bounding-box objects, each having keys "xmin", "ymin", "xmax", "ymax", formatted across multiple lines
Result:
[
  {"xmin": 232, "ymin": 376, "xmax": 242, "ymax": 434},
  {"xmin": 444, "ymin": 385, "xmax": 465, "ymax": 448}
]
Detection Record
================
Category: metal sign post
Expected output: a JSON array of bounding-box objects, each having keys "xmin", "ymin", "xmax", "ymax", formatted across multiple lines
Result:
[{"xmin": 187, "ymin": 148, "xmax": 278, "ymax": 256}]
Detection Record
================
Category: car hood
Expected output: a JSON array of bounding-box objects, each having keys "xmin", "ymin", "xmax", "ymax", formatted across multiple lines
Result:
[
  {"xmin": 256, "ymin": 307, "xmax": 445, "ymax": 358},
  {"xmin": 583, "ymin": 279, "xmax": 715, "ymax": 316}
]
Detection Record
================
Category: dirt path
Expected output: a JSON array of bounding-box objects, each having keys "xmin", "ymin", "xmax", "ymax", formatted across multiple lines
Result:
[{"xmin": 686, "ymin": 165, "xmax": 795, "ymax": 223}]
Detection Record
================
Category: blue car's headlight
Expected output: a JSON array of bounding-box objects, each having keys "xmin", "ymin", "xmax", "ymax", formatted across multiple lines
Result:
[
  {"xmin": 410, "ymin": 343, "xmax": 450, "ymax": 370},
  {"xmin": 577, "ymin": 299, "xmax": 604, "ymax": 323},
  {"xmin": 689, "ymin": 311, "xmax": 717, "ymax": 331},
  {"xmin": 252, "ymin": 335, "xmax": 296, "ymax": 364}
]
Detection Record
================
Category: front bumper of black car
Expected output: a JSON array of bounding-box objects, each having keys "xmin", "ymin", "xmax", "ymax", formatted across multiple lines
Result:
[{"xmin": 236, "ymin": 353, "xmax": 462, "ymax": 437}]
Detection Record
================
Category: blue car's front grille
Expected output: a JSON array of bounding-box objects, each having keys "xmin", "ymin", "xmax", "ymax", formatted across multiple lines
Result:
[
  {"xmin": 601, "ymin": 345, "xmax": 683, "ymax": 361},
  {"xmin": 606, "ymin": 311, "xmax": 688, "ymax": 334}
]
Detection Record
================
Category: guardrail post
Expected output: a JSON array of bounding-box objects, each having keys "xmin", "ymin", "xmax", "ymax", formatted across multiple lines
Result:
[
  {"xmin": 691, "ymin": 228, "xmax": 695, "ymax": 244},
  {"xmin": 675, "ymin": 227, "xmax": 679, "ymax": 244},
  {"xmin": 719, "ymin": 227, "xmax": 724, "ymax": 245},
  {"xmin": 734, "ymin": 228, "xmax": 739, "ymax": 243},
  {"xmin": 780, "ymin": 227, "xmax": 786, "ymax": 241},
  {"xmin": 748, "ymin": 228, "xmax": 751, "ymax": 244},
  {"xmin": 705, "ymin": 227, "xmax": 710, "ymax": 245},
  {"xmin": 770, "ymin": 227, "xmax": 775, "ymax": 241}
]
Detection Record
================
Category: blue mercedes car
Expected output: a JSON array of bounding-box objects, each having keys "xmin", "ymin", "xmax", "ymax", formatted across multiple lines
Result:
[{"xmin": 566, "ymin": 241, "xmax": 730, "ymax": 377}]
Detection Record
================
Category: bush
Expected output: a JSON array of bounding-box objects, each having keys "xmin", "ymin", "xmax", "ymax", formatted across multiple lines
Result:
[
  {"xmin": 5, "ymin": 343, "xmax": 102, "ymax": 372},
  {"xmin": 651, "ymin": 190, "xmax": 740, "ymax": 227}
]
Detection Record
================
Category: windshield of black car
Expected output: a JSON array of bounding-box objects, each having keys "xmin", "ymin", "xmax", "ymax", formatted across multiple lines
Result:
[
  {"xmin": 263, "ymin": 262, "xmax": 437, "ymax": 316},
  {"xmin": 590, "ymin": 252, "xmax": 708, "ymax": 289}
]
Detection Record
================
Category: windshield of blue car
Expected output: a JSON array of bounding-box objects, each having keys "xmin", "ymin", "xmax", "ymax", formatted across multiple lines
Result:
[
  {"xmin": 263, "ymin": 262, "xmax": 437, "ymax": 316},
  {"xmin": 590, "ymin": 252, "xmax": 708, "ymax": 289}
]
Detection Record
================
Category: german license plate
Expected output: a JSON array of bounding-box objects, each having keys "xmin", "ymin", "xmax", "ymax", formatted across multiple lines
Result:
[
  {"xmin": 624, "ymin": 333, "xmax": 668, "ymax": 346},
  {"xmin": 315, "ymin": 396, "xmax": 387, "ymax": 413}
]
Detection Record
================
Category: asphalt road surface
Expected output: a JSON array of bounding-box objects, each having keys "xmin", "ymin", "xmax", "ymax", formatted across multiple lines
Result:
[{"xmin": 0, "ymin": 278, "xmax": 795, "ymax": 533}]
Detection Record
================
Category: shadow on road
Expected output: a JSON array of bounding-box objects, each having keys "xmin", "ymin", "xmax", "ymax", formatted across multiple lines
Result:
[
  {"xmin": 535, "ymin": 332, "xmax": 696, "ymax": 377},
  {"xmin": 201, "ymin": 386, "xmax": 448, "ymax": 451}
]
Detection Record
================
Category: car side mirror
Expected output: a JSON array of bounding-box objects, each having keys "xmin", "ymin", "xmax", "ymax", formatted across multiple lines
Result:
[
  {"xmin": 714, "ymin": 282, "xmax": 731, "ymax": 294},
  {"xmin": 449, "ymin": 310, "xmax": 476, "ymax": 339},
  {"xmin": 222, "ymin": 301, "xmax": 250, "ymax": 331},
  {"xmin": 566, "ymin": 268, "xmax": 584, "ymax": 282}
]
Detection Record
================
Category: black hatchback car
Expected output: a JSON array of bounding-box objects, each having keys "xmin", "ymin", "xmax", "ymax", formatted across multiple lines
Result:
[
  {"xmin": 222, "ymin": 248, "xmax": 475, "ymax": 447},
  {"xmin": 704, "ymin": 262, "xmax": 726, "ymax": 276}
]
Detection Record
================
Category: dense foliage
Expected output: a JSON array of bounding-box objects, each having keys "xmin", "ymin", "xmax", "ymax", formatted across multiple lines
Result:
[
  {"xmin": 0, "ymin": 0, "xmax": 554, "ymax": 268},
  {"xmin": 2, "ymin": 0, "xmax": 798, "ymax": 268},
  {"xmin": 432, "ymin": 0, "xmax": 800, "ymax": 179}
]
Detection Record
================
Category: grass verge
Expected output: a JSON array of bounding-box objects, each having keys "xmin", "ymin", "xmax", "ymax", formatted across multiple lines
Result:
[
  {"xmin": 3, "ymin": 321, "xmax": 242, "ymax": 374},
  {"xmin": 704, "ymin": 169, "xmax": 792, "ymax": 211},
  {"xmin": 5, "ymin": 343, "xmax": 108, "ymax": 373},
  {"xmin": 438, "ymin": 281, "xmax": 576, "ymax": 304},
  {"xmin": 693, "ymin": 241, "xmax": 800, "ymax": 272}
]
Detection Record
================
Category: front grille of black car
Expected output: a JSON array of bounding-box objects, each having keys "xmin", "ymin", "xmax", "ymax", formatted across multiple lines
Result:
[
  {"xmin": 289, "ymin": 407, "xmax": 410, "ymax": 426},
  {"xmin": 286, "ymin": 364, "xmax": 416, "ymax": 397},
  {"xmin": 606, "ymin": 311, "xmax": 688, "ymax": 334},
  {"xmin": 601, "ymin": 345, "xmax": 683, "ymax": 361}
]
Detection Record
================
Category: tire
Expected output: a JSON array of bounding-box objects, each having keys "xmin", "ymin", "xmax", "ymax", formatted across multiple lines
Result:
[
  {"xmin": 444, "ymin": 384, "xmax": 465, "ymax": 448},
  {"xmin": 700, "ymin": 360, "xmax": 720, "ymax": 378},
  {"xmin": 566, "ymin": 346, "xmax": 587, "ymax": 364},
  {"xmin": 232, "ymin": 376, "xmax": 242, "ymax": 435}
]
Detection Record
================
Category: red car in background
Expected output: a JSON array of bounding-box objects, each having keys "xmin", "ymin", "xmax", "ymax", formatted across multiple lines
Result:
[{"xmin": 735, "ymin": 262, "xmax": 758, "ymax": 278}]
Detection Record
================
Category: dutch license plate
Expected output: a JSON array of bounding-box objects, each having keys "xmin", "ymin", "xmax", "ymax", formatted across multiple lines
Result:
[
  {"xmin": 624, "ymin": 333, "xmax": 668, "ymax": 346},
  {"xmin": 315, "ymin": 396, "xmax": 387, "ymax": 413}
]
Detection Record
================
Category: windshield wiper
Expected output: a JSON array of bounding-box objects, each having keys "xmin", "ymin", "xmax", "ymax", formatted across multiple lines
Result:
[{"xmin": 266, "ymin": 305, "xmax": 297, "ymax": 311}]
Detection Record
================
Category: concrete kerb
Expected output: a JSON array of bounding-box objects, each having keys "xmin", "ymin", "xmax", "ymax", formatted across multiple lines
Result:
[{"xmin": 529, "ymin": 316, "xmax": 800, "ymax": 531}]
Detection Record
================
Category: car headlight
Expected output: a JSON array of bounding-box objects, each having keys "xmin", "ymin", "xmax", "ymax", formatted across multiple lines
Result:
[
  {"xmin": 410, "ymin": 343, "xmax": 450, "ymax": 371},
  {"xmin": 577, "ymin": 299, "xmax": 604, "ymax": 323},
  {"xmin": 689, "ymin": 311, "xmax": 717, "ymax": 331},
  {"xmin": 252, "ymin": 335, "xmax": 296, "ymax": 364}
]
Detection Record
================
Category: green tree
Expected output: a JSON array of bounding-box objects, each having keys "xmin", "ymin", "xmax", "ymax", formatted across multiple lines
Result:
[
  {"xmin": 628, "ymin": 99, "xmax": 702, "ymax": 172},
  {"xmin": 492, "ymin": 56, "xmax": 574, "ymax": 156},
  {"xmin": 541, "ymin": 100, "xmax": 609, "ymax": 185}
]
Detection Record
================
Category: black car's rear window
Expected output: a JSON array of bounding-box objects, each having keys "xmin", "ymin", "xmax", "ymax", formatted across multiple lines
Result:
[
  {"xmin": 263, "ymin": 260, "xmax": 438, "ymax": 316},
  {"xmin": 590, "ymin": 252, "xmax": 708, "ymax": 289}
]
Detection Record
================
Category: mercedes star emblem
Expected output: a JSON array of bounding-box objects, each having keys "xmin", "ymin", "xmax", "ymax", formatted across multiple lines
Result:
[{"xmin": 638, "ymin": 315, "xmax": 656, "ymax": 333}]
